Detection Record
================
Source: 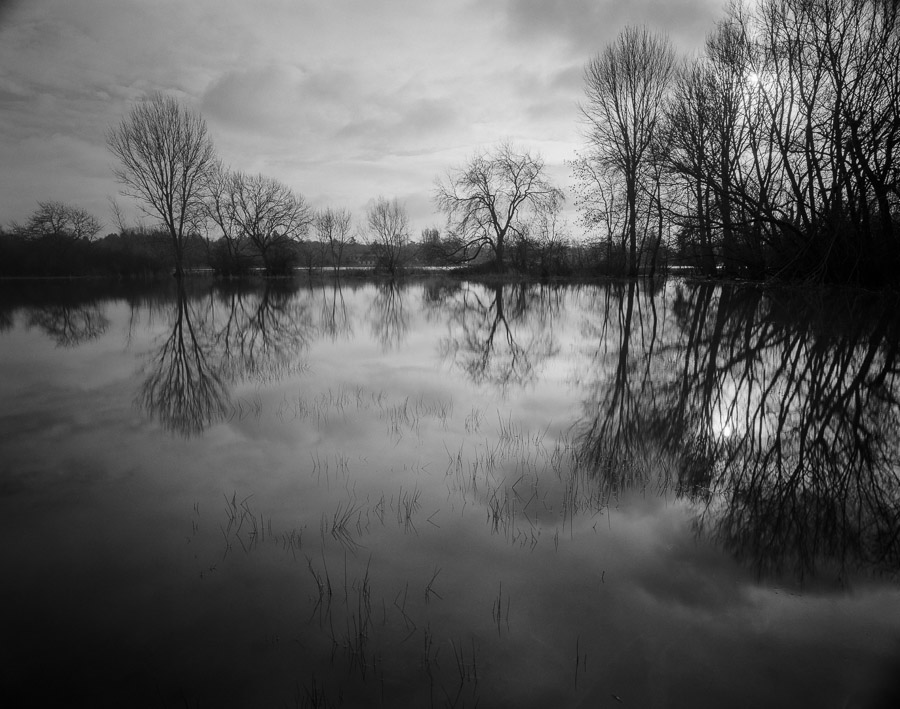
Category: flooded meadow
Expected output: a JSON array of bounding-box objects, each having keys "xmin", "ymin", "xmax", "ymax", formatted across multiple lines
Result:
[{"xmin": 1, "ymin": 277, "xmax": 899, "ymax": 707}]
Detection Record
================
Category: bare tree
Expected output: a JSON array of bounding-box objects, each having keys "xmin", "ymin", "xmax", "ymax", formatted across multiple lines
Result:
[
  {"xmin": 108, "ymin": 197, "xmax": 129, "ymax": 235},
  {"xmin": 664, "ymin": 59, "xmax": 720, "ymax": 274},
  {"xmin": 108, "ymin": 196, "xmax": 151, "ymax": 238},
  {"xmin": 228, "ymin": 171, "xmax": 312, "ymax": 276},
  {"xmin": 582, "ymin": 26, "xmax": 676, "ymax": 275},
  {"xmin": 106, "ymin": 92, "xmax": 217, "ymax": 277},
  {"xmin": 528, "ymin": 201, "xmax": 571, "ymax": 276},
  {"xmin": 203, "ymin": 162, "xmax": 253, "ymax": 276},
  {"xmin": 22, "ymin": 201, "xmax": 102, "ymax": 241},
  {"xmin": 365, "ymin": 196, "xmax": 410, "ymax": 275},
  {"xmin": 570, "ymin": 152, "xmax": 630, "ymax": 271},
  {"xmin": 314, "ymin": 207, "xmax": 353, "ymax": 274},
  {"xmin": 434, "ymin": 141, "xmax": 563, "ymax": 271}
]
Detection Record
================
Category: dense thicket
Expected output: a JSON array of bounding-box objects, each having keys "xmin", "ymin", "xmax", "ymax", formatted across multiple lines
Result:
[{"xmin": 576, "ymin": 0, "xmax": 900, "ymax": 284}]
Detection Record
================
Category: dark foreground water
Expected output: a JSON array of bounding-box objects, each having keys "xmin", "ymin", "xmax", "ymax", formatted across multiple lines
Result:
[{"xmin": 1, "ymin": 277, "xmax": 899, "ymax": 708}]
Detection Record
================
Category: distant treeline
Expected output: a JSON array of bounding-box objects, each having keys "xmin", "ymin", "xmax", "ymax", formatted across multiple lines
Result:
[{"xmin": 0, "ymin": 221, "xmax": 682, "ymax": 279}]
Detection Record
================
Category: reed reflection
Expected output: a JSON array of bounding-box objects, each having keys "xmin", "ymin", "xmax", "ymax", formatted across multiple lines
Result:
[
  {"xmin": 436, "ymin": 283, "xmax": 559, "ymax": 390},
  {"xmin": 574, "ymin": 282, "xmax": 900, "ymax": 583}
]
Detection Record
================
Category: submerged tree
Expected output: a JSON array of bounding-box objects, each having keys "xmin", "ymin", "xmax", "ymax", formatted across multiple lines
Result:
[
  {"xmin": 581, "ymin": 26, "xmax": 676, "ymax": 276},
  {"xmin": 228, "ymin": 171, "xmax": 312, "ymax": 276},
  {"xmin": 365, "ymin": 196, "xmax": 410, "ymax": 275},
  {"xmin": 658, "ymin": 0, "xmax": 900, "ymax": 283},
  {"xmin": 106, "ymin": 92, "xmax": 217, "ymax": 278},
  {"xmin": 434, "ymin": 141, "xmax": 564, "ymax": 271},
  {"xmin": 203, "ymin": 162, "xmax": 254, "ymax": 277},
  {"xmin": 314, "ymin": 207, "xmax": 353, "ymax": 274}
]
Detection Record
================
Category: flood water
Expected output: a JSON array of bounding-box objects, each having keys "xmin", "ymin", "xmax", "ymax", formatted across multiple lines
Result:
[{"xmin": 1, "ymin": 276, "xmax": 899, "ymax": 707}]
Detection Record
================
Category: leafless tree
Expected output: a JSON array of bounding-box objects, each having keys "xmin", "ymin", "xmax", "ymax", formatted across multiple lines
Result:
[
  {"xmin": 228, "ymin": 171, "xmax": 312, "ymax": 276},
  {"xmin": 660, "ymin": 0, "xmax": 900, "ymax": 283},
  {"xmin": 314, "ymin": 207, "xmax": 353, "ymax": 274},
  {"xmin": 22, "ymin": 201, "xmax": 102, "ymax": 241},
  {"xmin": 434, "ymin": 141, "xmax": 563, "ymax": 271},
  {"xmin": 570, "ymin": 152, "xmax": 630, "ymax": 271},
  {"xmin": 582, "ymin": 26, "xmax": 676, "ymax": 275},
  {"xmin": 365, "ymin": 196, "xmax": 410, "ymax": 275},
  {"xmin": 108, "ymin": 197, "xmax": 129, "ymax": 235},
  {"xmin": 527, "ymin": 202, "xmax": 571, "ymax": 276},
  {"xmin": 106, "ymin": 92, "xmax": 217, "ymax": 277},
  {"xmin": 664, "ymin": 59, "xmax": 721, "ymax": 273},
  {"xmin": 203, "ymin": 162, "xmax": 253, "ymax": 276}
]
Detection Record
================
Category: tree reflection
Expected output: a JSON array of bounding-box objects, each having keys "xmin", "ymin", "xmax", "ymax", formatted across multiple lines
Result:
[
  {"xmin": 27, "ymin": 304, "xmax": 109, "ymax": 347},
  {"xmin": 137, "ymin": 281, "xmax": 314, "ymax": 436},
  {"xmin": 437, "ymin": 283, "xmax": 558, "ymax": 390},
  {"xmin": 210, "ymin": 282, "xmax": 314, "ymax": 382},
  {"xmin": 137, "ymin": 282, "xmax": 230, "ymax": 436},
  {"xmin": 368, "ymin": 281, "xmax": 409, "ymax": 351},
  {"xmin": 574, "ymin": 282, "xmax": 900, "ymax": 583},
  {"xmin": 318, "ymin": 281, "xmax": 353, "ymax": 342}
]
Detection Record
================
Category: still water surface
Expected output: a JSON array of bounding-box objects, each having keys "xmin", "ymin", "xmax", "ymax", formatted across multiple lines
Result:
[{"xmin": 1, "ymin": 277, "xmax": 899, "ymax": 707}]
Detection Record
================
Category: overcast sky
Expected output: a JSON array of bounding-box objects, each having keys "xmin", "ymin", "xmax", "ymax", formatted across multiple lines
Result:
[{"xmin": 0, "ymin": 0, "xmax": 727, "ymax": 237}]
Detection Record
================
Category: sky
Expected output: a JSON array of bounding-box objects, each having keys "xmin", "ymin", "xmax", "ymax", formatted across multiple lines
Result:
[{"xmin": 0, "ymin": 0, "xmax": 728, "ymax": 238}]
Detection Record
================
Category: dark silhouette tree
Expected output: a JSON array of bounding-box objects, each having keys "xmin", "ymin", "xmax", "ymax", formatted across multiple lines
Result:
[
  {"xmin": 314, "ymin": 207, "xmax": 353, "ymax": 274},
  {"xmin": 106, "ymin": 92, "xmax": 217, "ymax": 278},
  {"xmin": 581, "ymin": 27, "xmax": 676, "ymax": 276},
  {"xmin": 365, "ymin": 196, "xmax": 409, "ymax": 275},
  {"xmin": 434, "ymin": 141, "xmax": 563, "ymax": 271},
  {"xmin": 203, "ymin": 162, "xmax": 254, "ymax": 277},
  {"xmin": 21, "ymin": 201, "xmax": 102, "ymax": 241},
  {"xmin": 227, "ymin": 171, "xmax": 311, "ymax": 276}
]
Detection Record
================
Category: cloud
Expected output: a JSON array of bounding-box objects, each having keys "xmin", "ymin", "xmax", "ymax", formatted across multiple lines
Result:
[
  {"xmin": 0, "ymin": 132, "xmax": 116, "ymax": 225},
  {"xmin": 335, "ymin": 96, "xmax": 460, "ymax": 154},
  {"xmin": 504, "ymin": 0, "xmax": 727, "ymax": 55},
  {"xmin": 0, "ymin": 0, "xmax": 725, "ymax": 231}
]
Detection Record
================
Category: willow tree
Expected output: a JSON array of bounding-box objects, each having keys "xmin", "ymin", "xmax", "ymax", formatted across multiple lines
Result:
[
  {"xmin": 582, "ymin": 27, "xmax": 676, "ymax": 275},
  {"xmin": 107, "ymin": 93, "xmax": 217, "ymax": 277},
  {"xmin": 434, "ymin": 141, "xmax": 563, "ymax": 272}
]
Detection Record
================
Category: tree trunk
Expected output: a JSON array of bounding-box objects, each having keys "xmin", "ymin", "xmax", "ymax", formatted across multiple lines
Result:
[
  {"xmin": 627, "ymin": 176, "xmax": 638, "ymax": 276},
  {"xmin": 496, "ymin": 232, "xmax": 506, "ymax": 271}
]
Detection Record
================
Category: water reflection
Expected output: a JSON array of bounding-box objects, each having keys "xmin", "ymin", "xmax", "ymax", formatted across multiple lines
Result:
[
  {"xmin": 6, "ymin": 277, "xmax": 899, "ymax": 582},
  {"xmin": 209, "ymin": 281, "xmax": 314, "ymax": 383},
  {"xmin": 435, "ymin": 283, "xmax": 559, "ymax": 390},
  {"xmin": 318, "ymin": 281, "xmax": 353, "ymax": 342},
  {"xmin": 136, "ymin": 282, "xmax": 230, "ymax": 436},
  {"xmin": 136, "ymin": 281, "xmax": 315, "ymax": 435},
  {"xmin": 26, "ymin": 304, "xmax": 109, "ymax": 347},
  {"xmin": 574, "ymin": 281, "xmax": 900, "ymax": 583},
  {"xmin": 368, "ymin": 281, "xmax": 409, "ymax": 351}
]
